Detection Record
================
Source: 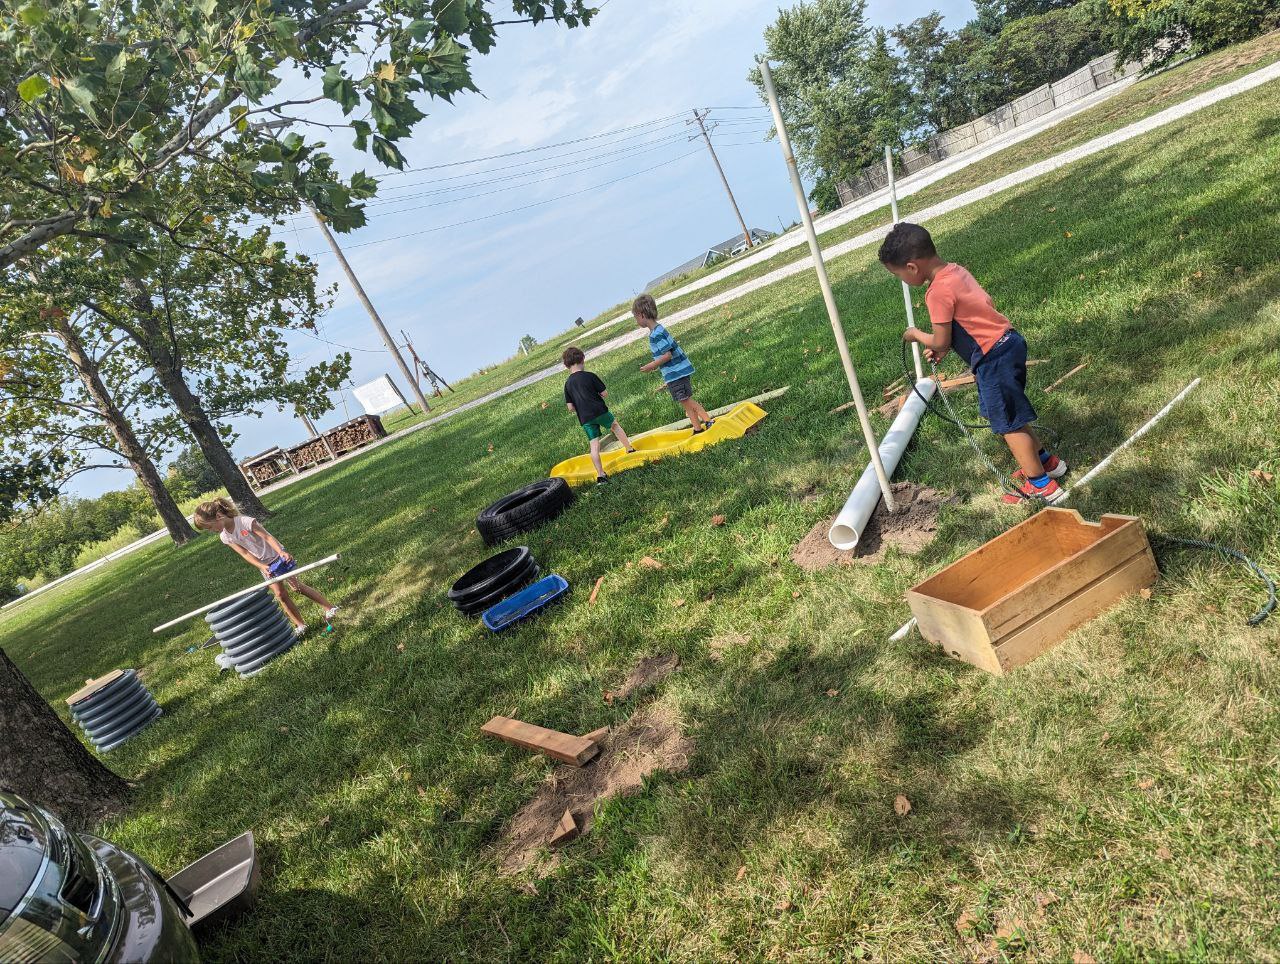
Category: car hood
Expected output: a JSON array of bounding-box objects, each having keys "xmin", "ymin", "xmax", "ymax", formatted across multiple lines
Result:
[{"xmin": 0, "ymin": 791, "xmax": 49, "ymax": 920}]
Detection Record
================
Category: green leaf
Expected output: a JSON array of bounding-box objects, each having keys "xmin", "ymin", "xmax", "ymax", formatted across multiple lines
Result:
[
  {"xmin": 321, "ymin": 65, "xmax": 358, "ymax": 115},
  {"xmin": 17, "ymin": 2, "xmax": 47, "ymax": 26},
  {"xmin": 17, "ymin": 74, "xmax": 50, "ymax": 103},
  {"xmin": 350, "ymin": 119, "xmax": 370, "ymax": 152},
  {"xmin": 349, "ymin": 170, "xmax": 378, "ymax": 198},
  {"xmin": 63, "ymin": 76, "xmax": 99, "ymax": 117},
  {"xmin": 433, "ymin": 0, "xmax": 468, "ymax": 34},
  {"xmin": 406, "ymin": 18, "xmax": 433, "ymax": 40},
  {"xmin": 196, "ymin": 0, "xmax": 216, "ymax": 18},
  {"xmin": 371, "ymin": 135, "xmax": 406, "ymax": 170}
]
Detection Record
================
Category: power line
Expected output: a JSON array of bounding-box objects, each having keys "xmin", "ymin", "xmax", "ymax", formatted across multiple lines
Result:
[
  {"xmin": 377, "ymin": 110, "xmax": 691, "ymax": 178},
  {"xmin": 309, "ymin": 147, "xmax": 702, "ymax": 254}
]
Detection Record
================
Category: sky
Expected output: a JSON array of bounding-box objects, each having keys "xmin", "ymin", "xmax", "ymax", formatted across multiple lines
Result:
[{"xmin": 73, "ymin": 0, "xmax": 976, "ymax": 499}]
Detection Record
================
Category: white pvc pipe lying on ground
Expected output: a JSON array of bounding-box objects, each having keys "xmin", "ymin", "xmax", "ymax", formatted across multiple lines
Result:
[
  {"xmin": 829, "ymin": 379, "xmax": 937, "ymax": 550},
  {"xmin": 152, "ymin": 553, "xmax": 341, "ymax": 633},
  {"xmin": 889, "ymin": 617, "xmax": 917, "ymax": 641},
  {"xmin": 1061, "ymin": 378, "xmax": 1200, "ymax": 501}
]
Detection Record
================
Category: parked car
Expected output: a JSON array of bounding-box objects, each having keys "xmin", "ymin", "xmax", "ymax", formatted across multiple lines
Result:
[{"xmin": 0, "ymin": 791, "xmax": 258, "ymax": 962}]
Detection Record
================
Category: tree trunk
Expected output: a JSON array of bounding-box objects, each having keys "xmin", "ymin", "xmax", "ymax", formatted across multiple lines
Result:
[
  {"xmin": 0, "ymin": 648, "xmax": 130, "ymax": 827},
  {"xmin": 52, "ymin": 315, "xmax": 197, "ymax": 545},
  {"xmin": 122, "ymin": 279, "xmax": 271, "ymax": 519}
]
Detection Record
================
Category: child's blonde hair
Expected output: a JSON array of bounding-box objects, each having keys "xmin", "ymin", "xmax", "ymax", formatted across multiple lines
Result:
[{"xmin": 193, "ymin": 496, "xmax": 237, "ymax": 530}]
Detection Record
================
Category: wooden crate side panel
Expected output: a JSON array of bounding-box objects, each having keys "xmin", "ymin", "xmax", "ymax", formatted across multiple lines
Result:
[
  {"xmin": 992, "ymin": 548, "xmax": 1159, "ymax": 672},
  {"xmin": 981, "ymin": 521, "xmax": 1150, "ymax": 639},
  {"xmin": 907, "ymin": 591, "xmax": 1003, "ymax": 674},
  {"xmin": 910, "ymin": 511, "xmax": 1066, "ymax": 610}
]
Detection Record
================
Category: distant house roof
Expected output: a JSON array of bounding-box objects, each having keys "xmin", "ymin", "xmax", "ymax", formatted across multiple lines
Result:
[{"xmin": 644, "ymin": 228, "xmax": 775, "ymax": 292}]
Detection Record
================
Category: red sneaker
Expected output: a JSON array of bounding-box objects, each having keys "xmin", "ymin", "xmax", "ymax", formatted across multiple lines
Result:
[
  {"xmin": 1041, "ymin": 453, "xmax": 1068, "ymax": 479},
  {"xmin": 1003, "ymin": 472, "xmax": 1066, "ymax": 504}
]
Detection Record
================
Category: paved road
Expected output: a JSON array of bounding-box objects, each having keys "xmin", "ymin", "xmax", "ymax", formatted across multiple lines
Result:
[{"xmin": 8, "ymin": 58, "xmax": 1277, "ymax": 614}]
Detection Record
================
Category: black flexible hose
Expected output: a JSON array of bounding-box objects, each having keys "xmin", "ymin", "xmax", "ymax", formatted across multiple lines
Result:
[
  {"xmin": 1151, "ymin": 535, "xmax": 1277, "ymax": 627},
  {"xmin": 900, "ymin": 340, "xmax": 987, "ymax": 429}
]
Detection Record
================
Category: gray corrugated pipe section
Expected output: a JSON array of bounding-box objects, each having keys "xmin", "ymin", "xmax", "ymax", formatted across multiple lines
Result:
[
  {"xmin": 206, "ymin": 588, "xmax": 296, "ymax": 678},
  {"xmin": 69, "ymin": 670, "xmax": 162, "ymax": 753}
]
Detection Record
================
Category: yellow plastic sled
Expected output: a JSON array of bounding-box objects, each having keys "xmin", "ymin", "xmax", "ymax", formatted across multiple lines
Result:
[{"xmin": 550, "ymin": 401, "xmax": 768, "ymax": 486}]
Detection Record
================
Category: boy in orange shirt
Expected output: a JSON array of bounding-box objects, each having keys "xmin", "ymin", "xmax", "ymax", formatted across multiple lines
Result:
[{"xmin": 878, "ymin": 222, "xmax": 1067, "ymax": 503}]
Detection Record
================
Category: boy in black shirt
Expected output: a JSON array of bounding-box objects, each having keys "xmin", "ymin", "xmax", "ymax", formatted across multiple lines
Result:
[{"xmin": 562, "ymin": 346, "xmax": 636, "ymax": 484}]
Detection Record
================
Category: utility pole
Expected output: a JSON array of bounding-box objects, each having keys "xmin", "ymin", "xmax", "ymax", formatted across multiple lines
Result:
[
  {"xmin": 306, "ymin": 202, "xmax": 431, "ymax": 416},
  {"xmin": 690, "ymin": 109, "xmax": 754, "ymax": 251}
]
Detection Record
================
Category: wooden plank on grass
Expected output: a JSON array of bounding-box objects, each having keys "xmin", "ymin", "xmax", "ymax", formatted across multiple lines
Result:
[
  {"xmin": 1043, "ymin": 362, "xmax": 1088, "ymax": 393},
  {"xmin": 481, "ymin": 716, "xmax": 600, "ymax": 766}
]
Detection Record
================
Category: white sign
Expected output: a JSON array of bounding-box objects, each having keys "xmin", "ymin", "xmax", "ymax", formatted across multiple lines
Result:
[{"xmin": 352, "ymin": 375, "xmax": 408, "ymax": 415}]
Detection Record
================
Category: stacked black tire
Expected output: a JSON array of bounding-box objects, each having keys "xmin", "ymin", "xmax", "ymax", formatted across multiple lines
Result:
[
  {"xmin": 206, "ymin": 588, "xmax": 296, "ymax": 678},
  {"xmin": 476, "ymin": 479, "xmax": 573, "ymax": 547},
  {"xmin": 69, "ymin": 670, "xmax": 162, "ymax": 753},
  {"xmin": 448, "ymin": 546, "xmax": 540, "ymax": 616}
]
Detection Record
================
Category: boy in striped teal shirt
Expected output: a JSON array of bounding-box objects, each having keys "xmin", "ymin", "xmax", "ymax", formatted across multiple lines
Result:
[{"xmin": 632, "ymin": 294, "xmax": 715, "ymax": 432}]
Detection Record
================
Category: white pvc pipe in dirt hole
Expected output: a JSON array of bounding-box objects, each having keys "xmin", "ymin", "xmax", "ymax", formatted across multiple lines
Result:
[{"xmin": 830, "ymin": 379, "xmax": 937, "ymax": 550}]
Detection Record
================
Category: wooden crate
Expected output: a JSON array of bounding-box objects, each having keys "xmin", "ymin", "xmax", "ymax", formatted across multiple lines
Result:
[{"xmin": 906, "ymin": 509, "xmax": 1158, "ymax": 674}]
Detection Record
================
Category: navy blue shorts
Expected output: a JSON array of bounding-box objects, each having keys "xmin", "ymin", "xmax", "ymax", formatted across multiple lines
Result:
[
  {"xmin": 975, "ymin": 331, "xmax": 1037, "ymax": 435},
  {"xmin": 266, "ymin": 556, "xmax": 297, "ymax": 579}
]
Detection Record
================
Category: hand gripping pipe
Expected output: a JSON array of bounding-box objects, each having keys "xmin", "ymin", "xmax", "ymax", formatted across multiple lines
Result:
[{"xmin": 829, "ymin": 378, "xmax": 937, "ymax": 551}]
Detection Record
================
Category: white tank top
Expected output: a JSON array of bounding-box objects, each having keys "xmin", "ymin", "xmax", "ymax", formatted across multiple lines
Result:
[{"xmin": 219, "ymin": 515, "xmax": 278, "ymax": 563}]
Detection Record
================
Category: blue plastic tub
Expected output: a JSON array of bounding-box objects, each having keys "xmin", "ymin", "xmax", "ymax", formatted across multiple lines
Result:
[{"xmin": 482, "ymin": 574, "xmax": 570, "ymax": 632}]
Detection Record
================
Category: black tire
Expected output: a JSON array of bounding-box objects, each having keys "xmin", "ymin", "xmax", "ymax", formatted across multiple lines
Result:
[
  {"xmin": 457, "ymin": 562, "xmax": 540, "ymax": 617},
  {"xmin": 476, "ymin": 479, "xmax": 574, "ymax": 547},
  {"xmin": 448, "ymin": 547, "xmax": 534, "ymax": 606}
]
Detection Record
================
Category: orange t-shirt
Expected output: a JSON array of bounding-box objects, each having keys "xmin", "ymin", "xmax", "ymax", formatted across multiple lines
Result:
[{"xmin": 925, "ymin": 263, "xmax": 1011, "ymax": 366}]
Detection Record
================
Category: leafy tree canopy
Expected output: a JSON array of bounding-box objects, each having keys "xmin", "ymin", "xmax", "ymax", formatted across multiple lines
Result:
[{"xmin": 0, "ymin": 0, "xmax": 596, "ymax": 268}]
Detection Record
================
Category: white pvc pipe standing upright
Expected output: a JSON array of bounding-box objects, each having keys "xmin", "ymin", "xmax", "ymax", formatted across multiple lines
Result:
[
  {"xmin": 885, "ymin": 146, "xmax": 925, "ymax": 382},
  {"xmin": 758, "ymin": 56, "xmax": 896, "ymax": 514},
  {"xmin": 830, "ymin": 379, "xmax": 937, "ymax": 550}
]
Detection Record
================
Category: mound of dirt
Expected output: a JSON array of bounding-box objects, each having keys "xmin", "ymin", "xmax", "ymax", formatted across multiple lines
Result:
[
  {"xmin": 791, "ymin": 483, "xmax": 951, "ymax": 570},
  {"xmin": 604, "ymin": 652, "xmax": 679, "ymax": 704},
  {"xmin": 495, "ymin": 706, "xmax": 692, "ymax": 876}
]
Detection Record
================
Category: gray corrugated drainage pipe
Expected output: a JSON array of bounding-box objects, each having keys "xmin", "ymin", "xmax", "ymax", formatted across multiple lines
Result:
[
  {"xmin": 68, "ymin": 670, "xmax": 162, "ymax": 753},
  {"xmin": 206, "ymin": 589, "xmax": 296, "ymax": 678}
]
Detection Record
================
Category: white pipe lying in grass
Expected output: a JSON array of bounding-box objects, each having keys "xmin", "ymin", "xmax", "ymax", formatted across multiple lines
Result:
[
  {"xmin": 829, "ymin": 379, "xmax": 938, "ymax": 551},
  {"xmin": 1060, "ymin": 378, "xmax": 1201, "ymax": 501},
  {"xmin": 889, "ymin": 617, "xmax": 917, "ymax": 641},
  {"xmin": 152, "ymin": 553, "xmax": 342, "ymax": 634}
]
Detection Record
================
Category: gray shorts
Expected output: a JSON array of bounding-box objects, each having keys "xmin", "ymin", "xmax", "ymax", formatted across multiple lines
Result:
[{"xmin": 666, "ymin": 375, "xmax": 693, "ymax": 402}]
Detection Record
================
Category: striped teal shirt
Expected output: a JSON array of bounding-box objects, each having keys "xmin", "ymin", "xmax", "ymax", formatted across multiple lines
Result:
[{"xmin": 648, "ymin": 324, "xmax": 695, "ymax": 384}]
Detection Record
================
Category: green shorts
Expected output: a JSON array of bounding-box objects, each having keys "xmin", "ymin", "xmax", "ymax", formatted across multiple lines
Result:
[{"xmin": 581, "ymin": 410, "xmax": 616, "ymax": 440}]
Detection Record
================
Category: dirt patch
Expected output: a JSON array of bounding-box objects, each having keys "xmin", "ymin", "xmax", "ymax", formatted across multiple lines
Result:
[
  {"xmin": 790, "ymin": 483, "xmax": 951, "ymax": 570},
  {"xmin": 494, "ymin": 705, "xmax": 692, "ymax": 876},
  {"xmin": 605, "ymin": 652, "xmax": 679, "ymax": 704}
]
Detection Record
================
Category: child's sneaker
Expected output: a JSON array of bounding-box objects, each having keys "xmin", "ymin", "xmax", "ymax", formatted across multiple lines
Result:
[
  {"xmin": 293, "ymin": 623, "xmax": 308, "ymax": 637},
  {"xmin": 324, "ymin": 606, "xmax": 340, "ymax": 621},
  {"xmin": 1041, "ymin": 453, "xmax": 1068, "ymax": 479},
  {"xmin": 1002, "ymin": 472, "xmax": 1066, "ymax": 504},
  {"xmin": 596, "ymin": 474, "xmax": 609, "ymax": 485},
  {"xmin": 215, "ymin": 652, "xmax": 234, "ymax": 673}
]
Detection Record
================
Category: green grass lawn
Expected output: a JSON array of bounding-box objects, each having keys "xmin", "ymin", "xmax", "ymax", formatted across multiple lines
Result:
[{"xmin": 4, "ymin": 67, "xmax": 1280, "ymax": 961}]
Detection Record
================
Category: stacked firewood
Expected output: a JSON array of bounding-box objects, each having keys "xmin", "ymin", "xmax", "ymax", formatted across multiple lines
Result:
[{"xmin": 327, "ymin": 415, "xmax": 386, "ymax": 453}]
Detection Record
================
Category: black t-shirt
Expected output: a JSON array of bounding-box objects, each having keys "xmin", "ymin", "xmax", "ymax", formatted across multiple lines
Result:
[{"xmin": 564, "ymin": 370, "xmax": 608, "ymax": 424}]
